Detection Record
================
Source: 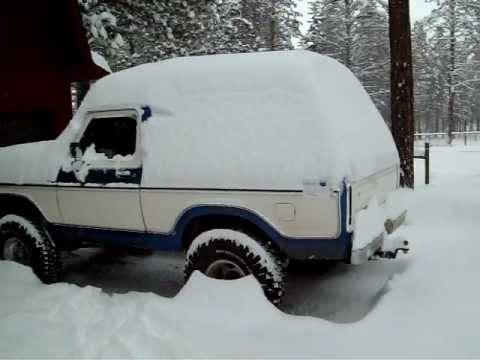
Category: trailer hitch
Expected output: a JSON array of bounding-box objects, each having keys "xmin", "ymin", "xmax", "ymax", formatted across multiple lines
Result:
[{"xmin": 374, "ymin": 236, "xmax": 409, "ymax": 260}]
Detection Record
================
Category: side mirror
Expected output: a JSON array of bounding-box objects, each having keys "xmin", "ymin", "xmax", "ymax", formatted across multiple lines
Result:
[{"xmin": 69, "ymin": 142, "xmax": 82, "ymax": 159}]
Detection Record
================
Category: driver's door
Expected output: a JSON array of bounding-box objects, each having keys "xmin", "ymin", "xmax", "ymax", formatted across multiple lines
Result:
[{"xmin": 56, "ymin": 109, "xmax": 145, "ymax": 231}]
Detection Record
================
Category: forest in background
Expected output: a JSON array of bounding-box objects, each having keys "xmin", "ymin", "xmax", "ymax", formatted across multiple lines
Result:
[{"xmin": 78, "ymin": 0, "xmax": 480, "ymax": 134}]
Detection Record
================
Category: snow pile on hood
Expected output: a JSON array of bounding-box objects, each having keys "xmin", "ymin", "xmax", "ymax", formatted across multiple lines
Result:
[
  {"xmin": 77, "ymin": 50, "xmax": 399, "ymax": 189},
  {"xmin": 0, "ymin": 136, "xmax": 71, "ymax": 185}
]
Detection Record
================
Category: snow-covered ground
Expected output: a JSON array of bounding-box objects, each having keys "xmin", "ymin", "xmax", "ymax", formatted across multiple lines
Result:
[{"xmin": 1, "ymin": 144, "xmax": 480, "ymax": 358}]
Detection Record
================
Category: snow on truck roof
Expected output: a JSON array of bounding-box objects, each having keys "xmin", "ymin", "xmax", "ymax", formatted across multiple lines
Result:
[{"xmin": 0, "ymin": 51, "xmax": 399, "ymax": 188}]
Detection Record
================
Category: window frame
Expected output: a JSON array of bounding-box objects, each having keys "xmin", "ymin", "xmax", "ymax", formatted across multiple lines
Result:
[{"xmin": 74, "ymin": 109, "xmax": 142, "ymax": 171}]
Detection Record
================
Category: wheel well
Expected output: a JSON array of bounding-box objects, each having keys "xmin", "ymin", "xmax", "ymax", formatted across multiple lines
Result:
[
  {"xmin": 181, "ymin": 214, "xmax": 281, "ymax": 253},
  {"xmin": 0, "ymin": 194, "xmax": 46, "ymax": 224}
]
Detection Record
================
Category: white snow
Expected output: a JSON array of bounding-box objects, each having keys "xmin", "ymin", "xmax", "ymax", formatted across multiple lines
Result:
[
  {"xmin": 0, "ymin": 51, "xmax": 397, "ymax": 189},
  {"xmin": 0, "ymin": 137, "xmax": 70, "ymax": 185},
  {"xmin": 81, "ymin": 144, "xmax": 134, "ymax": 164},
  {"xmin": 352, "ymin": 196, "xmax": 386, "ymax": 250},
  {"xmin": 0, "ymin": 215, "xmax": 52, "ymax": 248},
  {"xmin": 385, "ymin": 188, "xmax": 412, "ymax": 220},
  {"xmin": 78, "ymin": 50, "xmax": 399, "ymax": 189},
  {"xmin": 91, "ymin": 51, "xmax": 112, "ymax": 74},
  {"xmin": 71, "ymin": 144, "xmax": 135, "ymax": 182},
  {"xmin": 1, "ymin": 144, "xmax": 479, "ymax": 357},
  {"xmin": 351, "ymin": 190, "xmax": 410, "ymax": 251}
]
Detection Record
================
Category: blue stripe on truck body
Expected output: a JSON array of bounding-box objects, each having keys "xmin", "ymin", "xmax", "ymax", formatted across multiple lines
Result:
[{"xmin": 48, "ymin": 185, "xmax": 352, "ymax": 261}]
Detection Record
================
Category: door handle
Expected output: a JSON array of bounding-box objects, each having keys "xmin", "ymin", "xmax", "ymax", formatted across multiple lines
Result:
[{"xmin": 116, "ymin": 169, "xmax": 131, "ymax": 177}]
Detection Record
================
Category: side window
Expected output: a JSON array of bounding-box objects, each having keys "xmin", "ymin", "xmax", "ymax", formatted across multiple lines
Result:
[{"xmin": 79, "ymin": 116, "xmax": 137, "ymax": 159}]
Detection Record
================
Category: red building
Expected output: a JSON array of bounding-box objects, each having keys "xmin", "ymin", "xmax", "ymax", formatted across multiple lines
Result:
[{"xmin": 0, "ymin": 0, "xmax": 109, "ymax": 147}]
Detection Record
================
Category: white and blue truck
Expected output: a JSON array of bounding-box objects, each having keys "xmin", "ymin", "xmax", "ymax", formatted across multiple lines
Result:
[{"xmin": 0, "ymin": 51, "xmax": 408, "ymax": 304}]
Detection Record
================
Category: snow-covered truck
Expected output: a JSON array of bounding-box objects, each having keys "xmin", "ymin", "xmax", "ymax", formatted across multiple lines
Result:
[{"xmin": 0, "ymin": 51, "xmax": 407, "ymax": 304}]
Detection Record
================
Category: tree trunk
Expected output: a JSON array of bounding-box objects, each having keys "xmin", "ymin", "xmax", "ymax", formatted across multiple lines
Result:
[
  {"xmin": 448, "ymin": 89, "xmax": 455, "ymax": 143},
  {"xmin": 389, "ymin": 0, "xmax": 415, "ymax": 188},
  {"xmin": 269, "ymin": 0, "xmax": 277, "ymax": 50},
  {"xmin": 344, "ymin": 0, "xmax": 353, "ymax": 68},
  {"xmin": 446, "ymin": 0, "xmax": 457, "ymax": 144}
]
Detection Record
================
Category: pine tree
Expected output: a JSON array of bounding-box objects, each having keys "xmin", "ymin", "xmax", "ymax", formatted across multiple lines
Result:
[
  {"xmin": 79, "ymin": 0, "xmax": 257, "ymax": 71},
  {"xmin": 77, "ymin": 0, "xmax": 124, "ymax": 60},
  {"xmin": 389, "ymin": 0, "xmax": 414, "ymax": 188},
  {"xmin": 215, "ymin": 0, "xmax": 259, "ymax": 53},
  {"xmin": 467, "ymin": 51, "xmax": 480, "ymax": 131},
  {"xmin": 354, "ymin": 0, "xmax": 390, "ymax": 122},
  {"xmin": 303, "ymin": 0, "xmax": 360, "ymax": 67},
  {"xmin": 426, "ymin": 0, "xmax": 480, "ymax": 143},
  {"xmin": 240, "ymin": 0, "xmax": 301, "ymax": 50},
  {"xmin": 271, "ymin": 0, "xmax": 302, "ymax": 50},
  {"xmin": 304, "ymin": 0, "xmax": 390, "ymax": 122},
  {"xmin": 412, "ymin": 21, "xmax": 432, "ymax": 132}
]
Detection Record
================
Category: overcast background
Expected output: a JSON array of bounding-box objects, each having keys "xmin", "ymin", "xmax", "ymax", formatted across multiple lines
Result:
[{"xmin": 296, "ymin": 0, "xmax": 435, "ymax": 34}]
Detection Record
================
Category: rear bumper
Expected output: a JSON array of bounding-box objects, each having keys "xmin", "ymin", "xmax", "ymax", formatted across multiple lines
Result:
[
  {"xmin": 351, "ymin": 232, "xmax": 384, "ymax": 265},
  {"xmin": 350, "ymin": 210, "xmax": 408, "ymax": 265}
]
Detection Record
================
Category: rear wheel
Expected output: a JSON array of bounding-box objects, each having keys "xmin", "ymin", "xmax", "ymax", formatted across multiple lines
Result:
[
  {"xmin": 184, "ymin": 229, "xmax": 286, "ymax": 305},
  {"xmin": 0, "ymin": 214, "xmax": 61, "ymax": 283}
]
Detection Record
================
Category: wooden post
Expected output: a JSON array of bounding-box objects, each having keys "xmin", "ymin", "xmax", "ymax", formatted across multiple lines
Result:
[
  {"xmin": 425, "ymin": 142, "xmax": 430, "ymax": 185},
  {"xmin": 389, "ymin": 0, "xmax": 415, "ymax": 188}
]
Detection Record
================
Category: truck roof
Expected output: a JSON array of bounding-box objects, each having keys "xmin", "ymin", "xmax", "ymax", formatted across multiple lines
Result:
[{"xmin": 1, "ymin": 51, "xmax": 399, "ymax": 188}]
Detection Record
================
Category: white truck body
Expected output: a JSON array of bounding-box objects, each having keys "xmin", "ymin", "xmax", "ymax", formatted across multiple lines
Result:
[{"xmin": 0, "ymin": 50, "xmax": 403, "ymax": 262}]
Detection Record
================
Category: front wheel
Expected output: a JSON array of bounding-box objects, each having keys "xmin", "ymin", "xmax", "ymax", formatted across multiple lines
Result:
[
  {"xmin": 184, "ymin": 229, "xmax": 286, "ymax": 304},
  {"xmin": 0, "ymin": 214, "xmax": 61, "ymax": 283}
]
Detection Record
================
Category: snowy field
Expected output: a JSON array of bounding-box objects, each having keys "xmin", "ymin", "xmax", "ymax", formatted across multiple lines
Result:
[{"xmin": 1, "ymin": 144, "xmax": 480, "ymax": 358}]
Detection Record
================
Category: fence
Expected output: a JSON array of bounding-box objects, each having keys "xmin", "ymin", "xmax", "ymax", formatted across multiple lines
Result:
[
  {"xmin": 412, "ymin": 131, "xmax": 480, "ymax": 185},
  {"xmin": 415, "ymin": 131, "xmax": 480, "ymax": 146}
]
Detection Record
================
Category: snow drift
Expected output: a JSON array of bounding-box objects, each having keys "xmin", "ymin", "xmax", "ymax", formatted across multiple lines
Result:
[
  {"xmin": 0, "ymin": 262, "xmax": 318, "ymax": 358},
  {"xmin": 1, "ymin": 145, "xmax": 480, "ymax": 359},
  {"xmin": 0, "ymin": 50, "xmax": 398, "ymax": 188}
]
